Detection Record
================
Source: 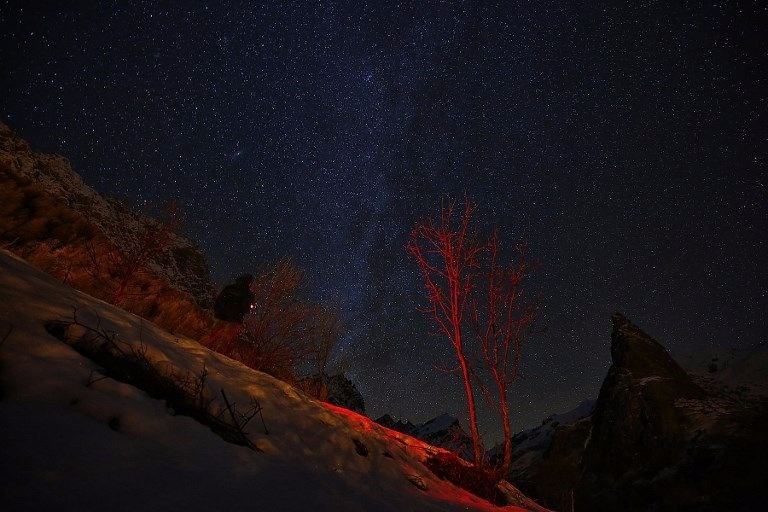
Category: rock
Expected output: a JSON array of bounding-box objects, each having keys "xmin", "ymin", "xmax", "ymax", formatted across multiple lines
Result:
[
  {"xmin": 406, "ymin": 474, "xmax": 428, "ymax": 491},
  {"xmin": 581, "ymin": 313, "xmax": 705, "ymax": 486},
  {"xmin": 508, "ymin": 313, "xmax": 768, "ymax": 511},
  {"xmin": 302, "ymin": 372, "xmax": 366, "ymax": 414}
]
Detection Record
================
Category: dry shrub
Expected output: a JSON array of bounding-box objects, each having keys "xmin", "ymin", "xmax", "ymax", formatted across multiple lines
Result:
[
  {"xmin": 46, "ymin": 317, "xmax": 265, "ymax": 450},
  {"xmin": 0, "ymin": 170, "xmax": 96, "ymax": 246},
  {"xmin": 425, "ymin": 451, "xmax": 504, "ymax": 505},
  {"xmin": 200, "ymin": 259, "xmax": 343, "ymax": 389},
  {"xmin": 0, "ymin": 167, "xmax": 214, "ymax": 340}
]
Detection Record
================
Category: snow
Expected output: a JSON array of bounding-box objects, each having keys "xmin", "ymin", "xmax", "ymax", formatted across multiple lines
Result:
[
  {"xmin": 0, "ymin": 250, "xmax": 541, "ymax": 511},
  {"xmin": 635, "ymin": 376, "xmax": 664, "ymax": 386},
  {"xmin": 511, "ymin": 399, "xmax": 595, "ymax": 455},
  {"xmin": 416, "ymin": 413, "xmax": 460, "ymax": 436}
]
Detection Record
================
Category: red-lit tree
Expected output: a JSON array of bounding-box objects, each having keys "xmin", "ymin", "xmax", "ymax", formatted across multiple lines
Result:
[
  {"xmin": 471, "ymin": 230, "xmax": 536, "ymax": 474},
  {"xmin": 407, "ymin": 198, "xmax": 485, "ymax": 464}
]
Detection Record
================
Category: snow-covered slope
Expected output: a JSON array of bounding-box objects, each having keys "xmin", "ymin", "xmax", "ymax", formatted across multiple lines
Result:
[
  {"xmin": 509, "ymin": 399, "xmax": 594, "ymax": 455},
  {"xmin": 0, "ymin": 250, "xmax": 545, "ymax": 512}
]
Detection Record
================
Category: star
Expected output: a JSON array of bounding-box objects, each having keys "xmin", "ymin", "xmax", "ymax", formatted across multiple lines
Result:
[{"xmin": 0, "ymin": 1, "xmax": 765, "ymax": 439}]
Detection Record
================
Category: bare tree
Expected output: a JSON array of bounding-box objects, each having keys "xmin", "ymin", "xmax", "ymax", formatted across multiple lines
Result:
[
  {"xmin": 471, "ymin": 230, "xmax": 536, "ymax": 474},
  {"xmin": 407, "ymin": 198, "xmax": 485, "ymax": 465},
  {"xmin": 225, "ymin": 259, "xmax": 343, "ymax": 386},
  {"xmin": 308, "ymin": 306, "xmax": 344, "ymax": 377}
]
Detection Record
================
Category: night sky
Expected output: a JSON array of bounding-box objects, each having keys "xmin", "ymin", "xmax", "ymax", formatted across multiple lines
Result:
[{"xmin": 2, "ymin": 1, "xmax": 766, "ymax": 442}]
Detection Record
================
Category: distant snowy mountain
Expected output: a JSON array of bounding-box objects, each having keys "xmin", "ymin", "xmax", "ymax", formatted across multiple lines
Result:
[
  {"xmin": 377, "ymin": 401, "xmax": 597, "ymax": 470},
  {"xmin": 0, "ymin": 250, "xmax": 547, "ymax": 511},
  {"xmin": 376, "ymin": 412, "xmax": 474, "ymax": 462},
  {"xmin": 683, "ymin": 342, "xmax": 768, "ymax": 401},
  {"xmin": 492, "ymin": 399, "xmax": 594, "ymax": 459}
]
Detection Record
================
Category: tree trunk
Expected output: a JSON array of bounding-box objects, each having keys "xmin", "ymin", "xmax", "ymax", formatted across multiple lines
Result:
[
  {"xmin": 457, "ymin": 349, "xmax": 483, "ymax": 465},
  {"xmin": 500, "ymin": 390, "xmax": 512, "ymax": 474}
]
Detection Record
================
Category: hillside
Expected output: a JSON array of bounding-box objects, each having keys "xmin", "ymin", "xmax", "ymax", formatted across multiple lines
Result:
[
  {"xmin": 0, "ymin": 122, "xmax": 215, "ymax": 339},
  {"xmin": 0, "ymin": 250, "xmax": 547, "ymax": 512},
  {"xmin": 0, "ymin": 122, "xmax": 213, "ymax": 302}
]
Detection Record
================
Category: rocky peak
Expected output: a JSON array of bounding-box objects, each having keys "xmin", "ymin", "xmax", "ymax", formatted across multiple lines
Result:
[
  {"xmin": 509, "ymin": 314, "xmax": 767, "ymax": 511},
  {"xmin": 316, "ymin": 373, "xmax": 366, "ymax": 414},
  {"xmin": 610, "ymin": 312, "xmax": 702, "ymax": 396},
  {"xmin": 578, "ymin": 314, "xmax": 707, "ymax": 510}
]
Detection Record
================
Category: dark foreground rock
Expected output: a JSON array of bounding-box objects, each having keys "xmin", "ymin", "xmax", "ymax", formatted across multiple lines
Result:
[{"xmin": 510, "ymin": 313, "xmax": 768, "ymax": 512}]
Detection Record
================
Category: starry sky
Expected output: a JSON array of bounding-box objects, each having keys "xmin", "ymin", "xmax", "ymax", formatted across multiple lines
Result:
[{"xmin": 2, "ymin": 1, "xmax": 766, "ymax": 441}]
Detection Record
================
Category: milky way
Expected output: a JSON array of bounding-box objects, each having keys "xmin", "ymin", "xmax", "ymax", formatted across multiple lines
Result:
[{"xmin": 2, "ymin": 1, "xmax": 766, "ymax": 441}]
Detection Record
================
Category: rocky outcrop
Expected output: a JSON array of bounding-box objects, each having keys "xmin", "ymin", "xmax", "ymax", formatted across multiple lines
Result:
[
  {"xmin": 303, "ymin": 373, "xmax": 367, "ymax": 414},
  {"xmin": 326, "ymin": 373, "xmax": 366, "ymax": 414},
  {"xmin": 576, "ymin": 313, "xmax": 706, "ymax": 509},
  {"xmin": 509, "ymin": 313, "xmax": 768, "ymax": 511},
  {"xmin": 0, "ymin": 122, "xmax": 214, "ymax": 306}
]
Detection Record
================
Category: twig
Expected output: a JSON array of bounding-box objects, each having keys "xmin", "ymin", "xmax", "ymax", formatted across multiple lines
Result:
[
  {"xmin": 221, "ymin": 388, "xmax": 243, "ymax": 431},
  {"xmin": 86, "ymin": 368, "xmax": 109, "ymax": 387},
  {"xmin": 51, "ymin": 313, "xmax": 266, "ymax": 451},
  {"xmin": 220, "ymin": 389, "xmax": 269, "ymax": 438},
  {"xmin": 0, "ymin": 323, "xmax": 13, "ymax": 348},
  {"xmin": 242, "ymin": 397, "xmax": 269, "ymax": 435},
  {"xmin": 71, "ymin": 306, "xmax": 128, "ymax": 355},
  {"xmin": 256, "ymin": 398, "xmax": 269, "ymax": 435}
]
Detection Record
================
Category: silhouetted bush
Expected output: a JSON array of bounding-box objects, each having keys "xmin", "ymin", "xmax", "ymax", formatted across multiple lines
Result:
[
  {"xmin": 425, "ymin": 451, "xmax": 503, "ymax": 505},
  {"xmin": 203, "ymin": 259, "xmax": 343, "ymax": 389}
]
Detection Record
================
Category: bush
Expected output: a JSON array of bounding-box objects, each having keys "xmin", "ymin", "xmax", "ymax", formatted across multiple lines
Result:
[
  {"xmin": 201, "ymin": 259, "xmax": 343, "ymax": 390},
  {"xmin": 425, "ymin": 451, "xmax": 503, "ymax": 505}
]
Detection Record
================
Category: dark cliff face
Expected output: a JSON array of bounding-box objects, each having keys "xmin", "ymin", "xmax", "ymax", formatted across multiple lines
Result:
[
  {"xmin": 583, "ymin": 313, "xmax": 704, "ymax": 477},
  {"xmin": 508, "ymin": 415, "xmax": 592, "ymax": 511},
  {"xmin": 510, "ymin": 313, "xmax": 768, "ymax": 512},
  {"xmin": 577, "ymin": 313, "xmax": 707, "ymax": 510}
]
